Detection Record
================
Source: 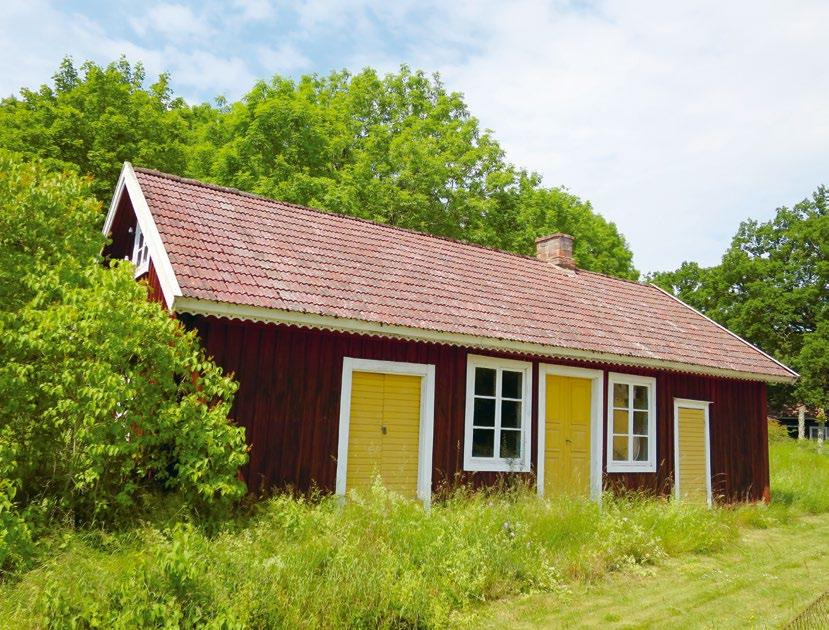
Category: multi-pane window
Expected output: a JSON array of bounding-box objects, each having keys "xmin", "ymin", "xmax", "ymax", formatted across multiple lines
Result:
[
  {"xmin": 464, "ymin": 355, "xmax": 531, "ymax": 472},
  {"xmin": 607, "ymin": 373, "xmax": 656, "ymax": 472},
  {"xmin": 131, "ymin": 222, "xmax": 150, "ymax": 277}
]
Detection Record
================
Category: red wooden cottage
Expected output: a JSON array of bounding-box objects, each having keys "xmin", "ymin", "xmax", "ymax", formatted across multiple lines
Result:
[{"xmin": 103, "ymin": 163, "xmax": 798, "ymax": 505}]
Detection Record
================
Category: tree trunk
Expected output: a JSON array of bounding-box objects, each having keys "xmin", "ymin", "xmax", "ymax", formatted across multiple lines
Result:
[
  {"xmin": 798, "ymin": 406, "xmax": 806, "ymax": 441},
  {"xmin": 818, "ymin": 421, "xmax": 825, "ymax": 452}
]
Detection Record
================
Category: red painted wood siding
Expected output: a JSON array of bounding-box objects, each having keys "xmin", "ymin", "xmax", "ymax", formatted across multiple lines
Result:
[
  {"xmin": 143, "ymin": 261, "xmax": 165, "ymax": 305},
  {"xmin": 182, "ymin": 314, "xmax": 770, "ymax": 502}
]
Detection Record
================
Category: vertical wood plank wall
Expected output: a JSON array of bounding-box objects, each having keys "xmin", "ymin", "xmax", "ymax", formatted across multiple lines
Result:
[{"xmin": 182, "ymin": 315, "xmax": 770, "ymax": 502}]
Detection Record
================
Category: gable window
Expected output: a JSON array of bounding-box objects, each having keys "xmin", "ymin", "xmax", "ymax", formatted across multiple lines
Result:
[
  {"xmin": 131, "ymin": 222, "xmax": 150, "ymax": 277},
  {"xmin": 606, "ymin": 372, "xmax": 657, "ymax": 472},
  {"xmin": 464, "ymin": 355, "xmax": 532, "ymax": 472}
]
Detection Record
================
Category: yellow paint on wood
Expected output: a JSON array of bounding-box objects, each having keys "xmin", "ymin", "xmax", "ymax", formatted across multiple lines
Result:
[
  {"xmin": 545, "ymin": 375, "xmax": 592, "ymax": 496},
  {"xmin": 677, "ymin": 406, "xmax": 708, "ymax": 502},
  {"xmin": 347, "ymin": 371, "xmax": 421, "ymax": 497}
]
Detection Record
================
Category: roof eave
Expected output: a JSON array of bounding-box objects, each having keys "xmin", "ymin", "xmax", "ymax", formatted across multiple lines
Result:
[
  {"xmin": 649, "ymin": 283, "xmax": 799, "ymax": 381},
  {"xmin": 172, "ymin": 295, "xmax": 798, "ymax": 385}
]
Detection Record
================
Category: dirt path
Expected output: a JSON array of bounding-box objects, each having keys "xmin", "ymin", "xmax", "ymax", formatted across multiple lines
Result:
[{"xmin": 477, "ymin": 514, "xmax": 829, "ymax": 629}]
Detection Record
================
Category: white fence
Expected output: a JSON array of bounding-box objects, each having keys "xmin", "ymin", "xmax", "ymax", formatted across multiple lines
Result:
[{"xmin": 808, "ymin": 426, "xmax": 829, "ymax": 441}]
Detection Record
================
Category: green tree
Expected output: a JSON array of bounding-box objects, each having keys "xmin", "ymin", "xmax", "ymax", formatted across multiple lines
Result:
[
  {"xmin": 0, "ymin": 57, "xmax": 194, "ymax": 201},
  {"xmin": 650, "ymin": 187, "xmax": 829, "ymax": 411},
  {"xmin": 513, "ymin": 176, "xmax": 636, "ymax": 277},
  {"xmin": 1, "ymin": 59, "xmax": 638, "ymax": 279},
  {"xmin": 191, "ymin": 67, "xmax": 638, "ymax": 278},
  {"xmin": 0, "ymin": 152, "xmax": 248, "ymax": 536}
]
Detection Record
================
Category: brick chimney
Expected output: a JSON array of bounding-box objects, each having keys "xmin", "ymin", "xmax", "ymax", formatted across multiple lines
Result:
[{"xmin": 536, "ymin": 233, "xmax": 576, "ymax": 269}]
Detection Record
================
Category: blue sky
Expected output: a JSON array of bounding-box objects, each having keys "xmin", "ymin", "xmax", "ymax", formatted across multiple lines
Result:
[{"xmin": 2, "ymin": 1, "xmax": 828, "ymax": 273}]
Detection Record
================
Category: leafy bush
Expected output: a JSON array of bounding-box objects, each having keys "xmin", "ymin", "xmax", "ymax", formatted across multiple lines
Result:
[
  {"xmin": 0, "ymin": 153, "xmax": 247, "ymax": 567},
  {"xmin": 0, "ymin": 481, "xmax": 32, "ymax": 574}
]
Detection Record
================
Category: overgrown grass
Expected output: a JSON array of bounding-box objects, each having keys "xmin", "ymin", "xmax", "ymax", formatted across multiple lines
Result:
[
  {"xmin": 1, "ymin": 436, "xmax": 827, "ymax": 628},
  {"xmin": 0, "ymin": 487, "xmax": 736, "ymax": 628},
  {"xmin": 769, "ymin": 434, "xmax": 829, "ymax": 514}
]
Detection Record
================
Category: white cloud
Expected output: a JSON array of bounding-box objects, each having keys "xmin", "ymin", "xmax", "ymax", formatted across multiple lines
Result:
[
  {"xmin": 0, "ymin": 0, "xmax": 253, "ymax": 103},
  {"xmin": 378, "ymin": 0, "xmax": 829, "ymax": 272},
  {"xmin": 167, "ymin": 50, "xmax": 256, "ymax": 99},
  {"xmin": 2, "ymin": 0, "xmax": 827, "ymax": 273},
  {"xmin": 130, "ymin": 3, "xmax": 213, "ymax": 42},
  {"xmin": 233, "ymin": 0, "xmax": 276, "ymax": 22},
  {"xmin": 257, "ymin": 42, "xmax": 312, "ymax": 75}
]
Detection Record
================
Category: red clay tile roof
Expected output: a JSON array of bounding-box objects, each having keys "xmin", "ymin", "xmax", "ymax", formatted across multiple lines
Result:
[{"xmin": 131, "ymin": 167, "xmax": 796, "ymax": 382}]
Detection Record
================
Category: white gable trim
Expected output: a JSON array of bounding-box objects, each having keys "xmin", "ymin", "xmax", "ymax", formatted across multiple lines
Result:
[
  {"xmin": 171, "ymin": 296, "xmax": 798, "ymax": 385},
  {"xmin": 103, "ymin": 162, "xmax": 182, "ymax": 309}
]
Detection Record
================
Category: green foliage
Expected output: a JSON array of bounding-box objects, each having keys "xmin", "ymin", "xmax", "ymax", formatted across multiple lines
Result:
[
  {"xmin": 0, "ymin": 153, "xmax": 247, "ymax": 565},
  {"xmin": 189, "ymin": 67, "xmax": 637, "ymax": 278},
  {"xmin": 767, "ymin": 418, "xmax": 790, "ymax": 443},
  {"xmin": 1, "ymin": 58, "xmax": 638, "ymax": 279},
  {"xmin": 0, "ymin": 481, "xmax": 33, "ymax": 575},
  {"xmin": 0, "ymin": 57, "xmax": 193, "ymax": 201},
  {"xmin": 0, "ymin": 486, "xmax": 736, "ymax": 628},
  {"xmin": 649, "ymin": 187, "xmax": 828, "ymax": 410}
]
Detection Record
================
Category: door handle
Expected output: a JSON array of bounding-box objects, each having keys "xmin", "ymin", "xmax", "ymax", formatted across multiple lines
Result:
[{"xmin": 381, "ymin": 425, "xmax": 387, "ymax": 435}]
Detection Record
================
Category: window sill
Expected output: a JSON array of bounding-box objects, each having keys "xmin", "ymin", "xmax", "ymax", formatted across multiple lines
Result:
[
  {"xmin": 606, "ymin": 462, "xmax": 656, "ymax": 474},
  {"xmin": 464, "ymin": 458, "xmax": 531, "ymax": 473}
]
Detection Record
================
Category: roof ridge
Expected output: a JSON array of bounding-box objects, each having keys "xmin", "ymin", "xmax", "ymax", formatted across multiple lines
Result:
[{"xmin": 133, "ymin": 166, "xmax": 550, "ymax": 265}]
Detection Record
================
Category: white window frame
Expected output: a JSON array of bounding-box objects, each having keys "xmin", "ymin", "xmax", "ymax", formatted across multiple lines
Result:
[
  {"xmin": 536, "ymin": 364, "xmax": 604, "ymax": 501},
  {"xmin": 673, "ymin": 398, "xmax": 713, "ymax": 506},
  {"xmin": 463, "ymin": 354, "xmax": 532, "ymax": 472},
  {"xmin": 131, "ymin": 221, "xmax": 150, "ymax": 277},
  {"xmin": 606, "ymin": 372, "xmax": 657, "ymax": 473},
  {"xmin": 336, "ymin": 357, "xmax": 436, "ymax": 506}
]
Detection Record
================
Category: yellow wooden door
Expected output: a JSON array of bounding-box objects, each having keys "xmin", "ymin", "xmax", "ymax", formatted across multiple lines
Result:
[
  {"xmin": 347, "ymin": 371, "xmax": 421, "ymax": 497},
  {"xmin": 676, "ymin": 406, "xmax": 709, "ymax": 502},
  {"xmin": 545, "ymin": 375, "xmax": 592, "ymax": 496}
]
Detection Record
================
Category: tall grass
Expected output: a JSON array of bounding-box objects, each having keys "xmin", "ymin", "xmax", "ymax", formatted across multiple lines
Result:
[
  {"xmin": 1, "ymin": 435, "xmax": 826, "ymax": 628},
  {"xmin": 0, "ymin": 485, "xmax": 735, "ymax": 628},
  {"xmin": 769, "ymin": 435, "xmax": 829, "ymax": 514}
]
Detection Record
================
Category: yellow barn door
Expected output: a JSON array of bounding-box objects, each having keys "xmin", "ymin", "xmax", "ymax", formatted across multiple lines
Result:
[
  {"xmin": 544, "ymin": 374, "xmax": 592, "ymax": 496},
  {"xmin": 346, "ymin": 371, "xmax": 422, "ymax": 498},
  {"xmin": 674, "ymin": 400, "xmax": 711, "ymax": 504}
]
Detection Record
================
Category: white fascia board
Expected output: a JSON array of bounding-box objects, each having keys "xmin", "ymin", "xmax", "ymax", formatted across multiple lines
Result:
[
  {"xmin": 102, "ymin": 167, "xmax": 128, "ymax": 237},
  {"xmin": 171, "ymin": 296, "xmax": 798, "ymax": 385},
  {"xmin": 102, "ymin": 162, "xmax": 182, "ymax": 310}
]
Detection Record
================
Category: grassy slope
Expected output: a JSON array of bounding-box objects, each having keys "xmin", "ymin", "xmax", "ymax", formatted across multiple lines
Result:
[
  {"xmin": 478, "ymin": 437, "xmax": 829, "ymax": 629},
  {"xmin": 0, "ymin": 437, "xmax": 826, "ymax": 628},
  {"xmin": 0, "ymin": 491, "xmax": 738, "ymax": 628},
  {"xmin": 480, "ymin": 513, "xmax": 829, "ymax": 629}
]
